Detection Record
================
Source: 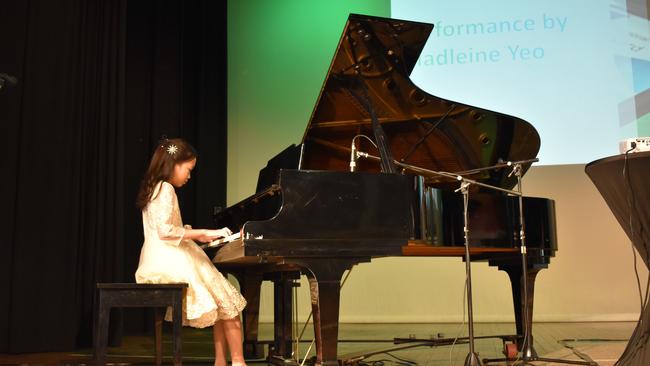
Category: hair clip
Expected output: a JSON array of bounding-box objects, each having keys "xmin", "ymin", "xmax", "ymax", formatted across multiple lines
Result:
[{"xmin": 166, "ymin": 144, "xmax": 178, "ymax": 155}]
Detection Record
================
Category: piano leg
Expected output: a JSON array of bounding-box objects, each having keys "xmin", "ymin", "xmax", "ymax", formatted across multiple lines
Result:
[
  {"xmin": 230, "ymin": 269, "xmax": 301, "ymax": 361},
  {"xmin": 270, "ymin": 271, "xmax": 299, "ymax": 360},
  {"xmin": 499, "ymin": 263, "xmax": 543, "ymax": 357},
  {"xmin": 292, "ymin": 258, "xmax": 362, "ymax": 366}
]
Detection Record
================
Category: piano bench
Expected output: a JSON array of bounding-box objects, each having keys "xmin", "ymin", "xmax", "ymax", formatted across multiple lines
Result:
[{"xmin": 92, "ymin": 283, "xmax": 188, "ymax": 366}]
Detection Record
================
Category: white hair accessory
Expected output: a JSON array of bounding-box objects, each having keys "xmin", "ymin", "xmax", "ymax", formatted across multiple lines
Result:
[{"xmin": 166, "ymin": 144, "xmax": 178, "ymax": 155}]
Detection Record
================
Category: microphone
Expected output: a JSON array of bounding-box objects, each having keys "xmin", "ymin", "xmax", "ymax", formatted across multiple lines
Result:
[
  {"xmin": 349, "ymin": 139, "xmax": 357, "ymax": 172},
  {"xmin": 0, "ymin": 73, "xmax": 18, "ymax": 90}
]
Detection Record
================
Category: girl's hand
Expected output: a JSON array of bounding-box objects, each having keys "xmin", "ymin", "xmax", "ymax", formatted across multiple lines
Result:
[
  {"xmin": 196, "ymin": 229, "xmax": 223, "ymax": 243},
  {"xmin": 216, "ymin": 227, "xmax": 233, "ymax": 238},
  {"xmin": 192, "ymin": 228, "xmax": 233, "ymax": 243}
]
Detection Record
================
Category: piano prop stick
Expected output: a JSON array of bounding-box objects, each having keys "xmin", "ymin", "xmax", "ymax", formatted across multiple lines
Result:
[{"xmin": 586, "ymin": 151, "xmax": 650, "ymax": 366}]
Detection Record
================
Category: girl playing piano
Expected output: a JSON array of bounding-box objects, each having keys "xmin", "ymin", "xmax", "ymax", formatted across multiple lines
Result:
[{"xmin": 135, "ymin": 137, "xmax": 247, "ymax": 366}]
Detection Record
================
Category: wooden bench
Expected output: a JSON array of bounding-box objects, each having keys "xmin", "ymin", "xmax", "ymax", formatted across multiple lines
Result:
[{"xmin": 93, "ymin": 283, "xmax": 188, "ymax": 366}]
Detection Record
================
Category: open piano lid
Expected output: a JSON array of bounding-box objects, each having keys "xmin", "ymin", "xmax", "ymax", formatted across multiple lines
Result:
[{"xmin": 299, "ymin": 14, "xmax": 540, "ymax": 190}]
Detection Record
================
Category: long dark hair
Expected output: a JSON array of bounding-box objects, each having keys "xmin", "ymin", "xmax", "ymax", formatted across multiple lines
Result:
[{"xmin": 136, "ymin": 138, "xmax": 197, "ymax": 209}]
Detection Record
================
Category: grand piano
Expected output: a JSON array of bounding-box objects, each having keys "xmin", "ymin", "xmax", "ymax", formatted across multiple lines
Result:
[{"xmin": 205, "ymin": 14, "xmax": 557, "ymax": 366}]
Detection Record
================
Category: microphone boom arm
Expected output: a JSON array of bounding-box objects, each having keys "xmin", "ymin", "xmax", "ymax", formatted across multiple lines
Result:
[{"xmin": 356, "ymin": 150, "xmax": 523, "ymax": 196}]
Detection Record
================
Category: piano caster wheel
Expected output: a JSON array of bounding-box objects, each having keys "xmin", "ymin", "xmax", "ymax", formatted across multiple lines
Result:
[{"xmin": 504, "ymin": 342, "xmax": 518, "ymax": 359}]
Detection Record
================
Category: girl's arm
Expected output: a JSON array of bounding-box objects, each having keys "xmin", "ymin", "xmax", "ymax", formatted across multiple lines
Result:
[
  {"xmin": 151, "ymin": 182, "xmax": 231, "ymax": 245},
  {"xmin": 183, "ymin": 227, "xmax": 232, "ymax": 243}
]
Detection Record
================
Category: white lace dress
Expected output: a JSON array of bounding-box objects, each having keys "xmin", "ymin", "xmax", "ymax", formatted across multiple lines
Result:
[{"xmin": 135, "ymin": 181, "xmax": 246, "ymax": 328}]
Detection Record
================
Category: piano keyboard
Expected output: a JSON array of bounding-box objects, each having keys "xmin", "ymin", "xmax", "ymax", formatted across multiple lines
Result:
[{"xmin": 200, "ymin": 231, "xmax": 241, "ymax": 249}]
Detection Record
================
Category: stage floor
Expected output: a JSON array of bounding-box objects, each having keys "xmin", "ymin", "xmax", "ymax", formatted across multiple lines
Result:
[{"xmin": 0, "ymin": 321, "xmax": 636, "ymax": 365}]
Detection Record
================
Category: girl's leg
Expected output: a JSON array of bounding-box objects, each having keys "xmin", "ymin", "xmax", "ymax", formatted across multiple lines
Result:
[
  {"xmin": 213, "ymin": 321, "xmax": 228, "ymax": 366},
  {"xmin": 222, "ymin": 317, "xmax": 245, "ymax": 365}
]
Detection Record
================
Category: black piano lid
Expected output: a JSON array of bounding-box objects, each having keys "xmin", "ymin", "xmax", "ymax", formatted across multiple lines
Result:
[{"xmin": 299, "ymin": 13, "xmax": 540, "ymax": 190}]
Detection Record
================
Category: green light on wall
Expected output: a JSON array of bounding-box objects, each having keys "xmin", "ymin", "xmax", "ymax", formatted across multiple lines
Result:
[{"xmin": 227, "ymin": 0, "xmax": 390, "ymax": 204}]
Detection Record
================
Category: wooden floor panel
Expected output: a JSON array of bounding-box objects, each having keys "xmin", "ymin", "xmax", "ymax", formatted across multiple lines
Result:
[{"xmin": 0, "ymin": 322, "xmax": 635, "ymax": 365}]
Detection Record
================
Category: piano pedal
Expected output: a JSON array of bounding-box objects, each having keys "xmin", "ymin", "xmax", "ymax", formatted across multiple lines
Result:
[{"xmin": 503, "ymin": 342, "xmax": 518, "ymax": 359}]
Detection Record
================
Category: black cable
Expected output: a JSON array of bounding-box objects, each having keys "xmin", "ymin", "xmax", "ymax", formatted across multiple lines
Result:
[
  {"xmin": 358, "ymin": 358, "xmax": 414, "ymax": 366},
  {"xmin": 384, "ymin": 351, "xmax": 417, "ymax": 365},
  {"xmin": 558, "ymin": 340, "xmax": 597, "ymax": 364},
  {"xmin": 359, "ymin": 360, "xmax": 386, "ymax": 366},
  {"xmin": 355, "ymin": 351, "xmax": 418, "ymax": 366},
  {"xmin": 560, "ymin": 338, "xmax": 631, "ymax": 343}
]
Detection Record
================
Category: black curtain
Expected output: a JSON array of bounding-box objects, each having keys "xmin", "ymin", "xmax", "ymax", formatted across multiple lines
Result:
[{"xmin": 0, "ymin": 0, "xmax": 227, "ymax": 353}]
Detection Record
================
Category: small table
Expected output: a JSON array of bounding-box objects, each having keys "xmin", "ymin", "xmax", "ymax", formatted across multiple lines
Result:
[{"xmin": 586, "ymin": 151, "xmax": 650, "ymax": 366}]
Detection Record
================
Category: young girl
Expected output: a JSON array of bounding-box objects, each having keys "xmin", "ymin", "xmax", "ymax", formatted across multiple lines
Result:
[{"xmin": 135, "ymin": 138, "xmax": 247, "ymax": 366}]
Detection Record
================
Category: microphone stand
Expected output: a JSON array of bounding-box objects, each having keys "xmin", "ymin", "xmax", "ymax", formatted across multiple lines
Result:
[
  {"xmin": 354, "ymin": 149, "xmax": 596, "ymax": 365},
  {"xmin": 513, "ymin": 162, "xmax": 535, "ymax": 360},
  {"xmin": 482, "ymin": 163, "xmax": 596, "ymax": 366},
  {"xmin": 354, "ymin": 149, "xmax": 523, "ymax": 366},
  {"xmin": 456, "ymin": 179, "xmax": 483, "ymax": 366}
]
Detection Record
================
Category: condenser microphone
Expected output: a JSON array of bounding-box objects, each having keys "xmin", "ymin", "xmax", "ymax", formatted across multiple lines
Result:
[{"xmin": 349, "ymin": 140, "xmax": 357, "ymax": 172}]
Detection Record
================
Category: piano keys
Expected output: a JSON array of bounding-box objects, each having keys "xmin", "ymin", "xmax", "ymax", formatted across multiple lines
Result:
[{"xmin": 205, "ymin": 13, "xmax": 557, "ymax": 366}]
